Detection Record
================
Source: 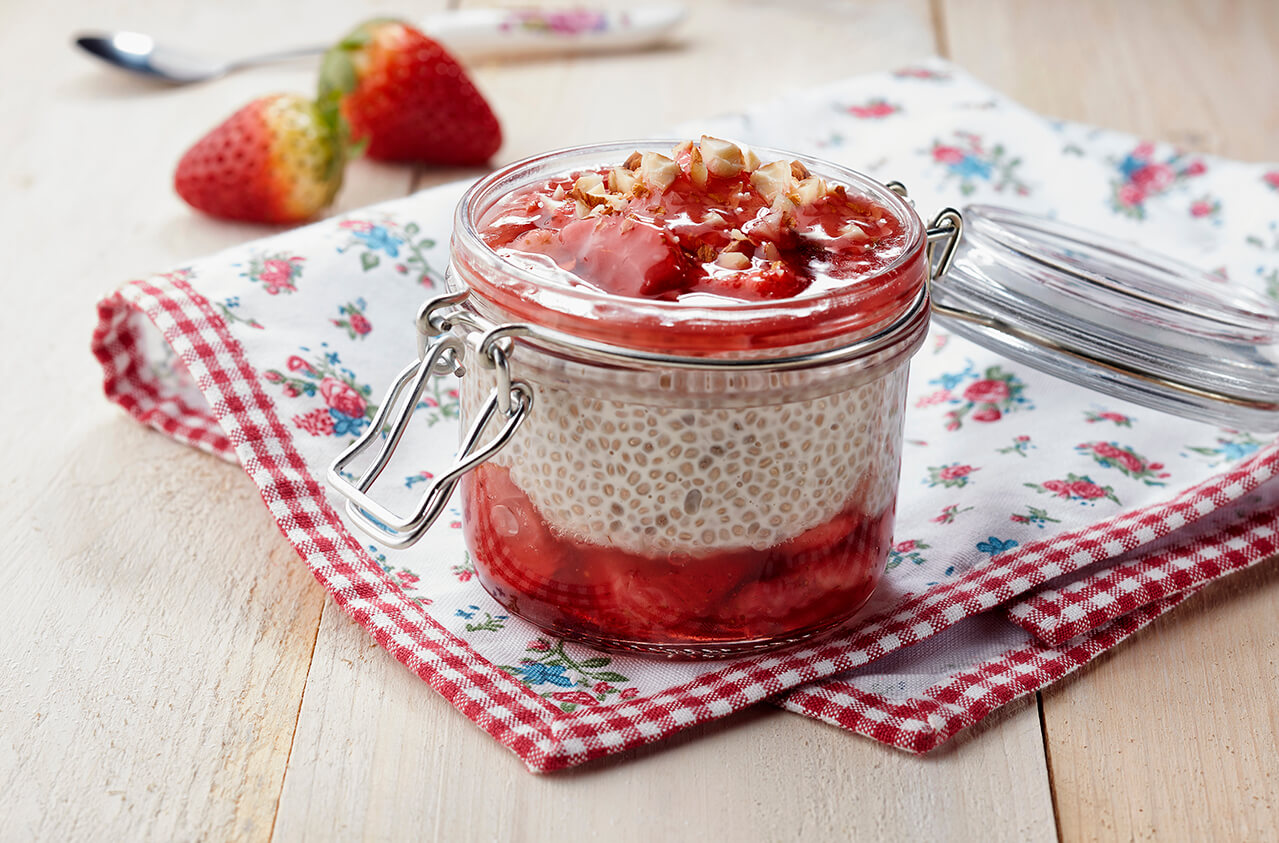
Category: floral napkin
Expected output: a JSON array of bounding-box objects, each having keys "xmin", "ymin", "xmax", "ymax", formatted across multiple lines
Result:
[{"xmin": 94, "ymin": 59, "xmax": 1279, "ymax": 771}]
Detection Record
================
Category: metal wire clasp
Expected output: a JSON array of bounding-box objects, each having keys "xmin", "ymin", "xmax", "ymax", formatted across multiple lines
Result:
[
  {"xmin": 888, "ymin": 180, "xmax": 963, "ymax": 283},
  {"xmin": 327, "ymin": 292, "xmax": 533, "ymax": 549}
]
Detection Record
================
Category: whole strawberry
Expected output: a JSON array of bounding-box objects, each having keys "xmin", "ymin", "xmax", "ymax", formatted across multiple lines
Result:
[
  {"xmin": 174, "ymin": 93, "xmax": 344, "ymax": 224},
  {"xmin": 320, "ymin": 19, "xmax": 501, "ymax": 165}
]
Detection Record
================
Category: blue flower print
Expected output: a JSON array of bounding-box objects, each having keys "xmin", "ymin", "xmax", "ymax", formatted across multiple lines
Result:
[
  {"xmin": 953, "ymin": 156, "xmax": 993, "ymax": 180},
  {"xmin": 976, "ymin": 536, "xmax": 1019, "ymax": 557},
  {"xmin": 329, "ymin": 408, "xmax": 369, "ymax": 436},
  {"xmin": 353, "ymin": 225, "xmax": 403, "ymax": 257},
  {"xmin": 513, "ymin": 662, "xmax": 574, "ymax": 687}
]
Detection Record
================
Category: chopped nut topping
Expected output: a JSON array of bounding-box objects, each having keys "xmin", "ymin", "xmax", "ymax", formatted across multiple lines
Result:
[
  {"xmin": 839, "ymin": 222, "xmax": 870, "ymax": 242},
  {"xmin": 638, "ymin": 152, "xmax": 680, "ymax": 190},
  {"xmin": 715, "ymin": 251, "xmax": 751, "ymax": 270},
  {"xmin": 608, "ymin": 167, "xmax": 638, "ymax": 195},
  {"xmin": 790, "ymin": 160, "xmax": 811, "ymax": 180},
  {"xmin": 623, "ymin": 151, "xmax": 643, "ymax": 170},
  {"xmin": 688, "ymin": 146, "xmax": 709, "ymax": 188},
  {"xmin": 699, "ymin": 135, "xmax": 746, "ymax": 178},
  {"xmin": 795, "ymin": 176, "xmax": 828, "ymax": 205},
  {"xmin": 750, "ymin": 160, "xmax": 795, "ymax": 203}
]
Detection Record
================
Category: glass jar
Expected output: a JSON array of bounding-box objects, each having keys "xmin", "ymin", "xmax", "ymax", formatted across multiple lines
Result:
[
  {"xmin": 330, "ymin": 139, "xmax": 1278, "ymax": 658},
  {"xmin": 333, "ymin": 140, "xmax": 932, "ymax": 657}
]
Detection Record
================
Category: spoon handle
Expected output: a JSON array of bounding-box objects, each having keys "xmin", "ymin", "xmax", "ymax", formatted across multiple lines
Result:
[{"xmin": 224, "ymin": 45, "xmax": 325, "ymax": 71}]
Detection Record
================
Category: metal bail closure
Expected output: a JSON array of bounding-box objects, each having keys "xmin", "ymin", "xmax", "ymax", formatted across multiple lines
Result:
[{"xmin": 327, "ymin": 294, "xmax": 534, "ymax": 549}]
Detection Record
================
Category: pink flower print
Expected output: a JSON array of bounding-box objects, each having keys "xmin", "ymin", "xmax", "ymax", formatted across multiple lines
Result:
[
  {"xmin": 339, "ymin": 220, "xmax": 374, "ymax": 232},
  {"xmin": 282, "ymin": 385, "xmax": 300, "ymax": 398},
  {"xmin": 258, "ymin": 258, "xmax": 293, "ymax": 288},
  {"xmin": 894, "ymin": 540, "xmax": 918, "ymax": 553},
  {"xmin": 293, "ymin": 407, "xmax": 336, "ymax": 437},
  {"xmin": 1190, "ymin": 200, "xmax": 1213, "ymax": 217},
  {"xmin": 916, "ymin": 389, "xmax": 953, "ymax": 408},
  {"xmin": 594, "ymin": 682, "xmax": 615, "ymax": 694},
  {"xmin": 1184, "ymin": 160, "xmax": 1207, "ymax": 177},
  {"xmin": 349, "ymin": 312, "xmax": 373, "ymax": 335},
  {"xmin": 320, "ymin": 377, "xmax": 368, "ymax": 419},
  {"xmin": 551, "ymin": 691, "xmax": 598, "ymax": 707},
  {"xmin": 1130, "ymin": 163, "xmax": 1175, "ymax": 193},
  {"xmin": 1041, "ymin": 479, "xmax": 1072, "ymax": 498},
  {"xmin": 528, "ymin": 639, "xmax": 551, "ymax": 651},
  {"xmin": 848, "ymin": 100, "xmax": 898, "ymax": 119},
  {"xmin": 1015, "ymin": 435, "xmax": 1031, "ymax": 442},
  {"xmin": 971, "ymin": 407, "xmax": 1002, "ymax": 423},
  {"xmin": 1117, "ymin": 183, "xmax": 1146, "ymax": 207},
  {"xmin": 263, "ymin": 370, "xmax": 283, "ymax": 383},
  {"xmin": 395, "ymin": 570, "xmax": 420, "ymax": 587},
  {"xmin": 963, "ymin": 379, "xmax": 1011, "ymax": 404},
  {"xmin": 1133, "ymin": 141, "xmax": 1156, "ymax": 159},
  {"xmin": 933, "ymin": 145, "xmax": 965, "ymax": 165},
  {"xmin": 1265, "ymin": 171, "xmax": 1279, "ymax": 190},
  {"xmin": 1100, "ymin": 413, "xmax": 1127, "ymax": 424},
  {"xmin": 940, "ymin": 464, "xmax": 974, "ymax": 481},
  {"xmin": 1089, "ymin": 442, "xmax": 1145, "ymax": 474},
  {"xmin": 287, "ymin": 355, "xmax": 314, "ymax": 374},
  {"xmin": 1068, "ymin": 479, "xmax": 1109, "ymax": 499},
  {"xmin": 620, "ymin": 687, "xmax": 640, "ymax": 700}
]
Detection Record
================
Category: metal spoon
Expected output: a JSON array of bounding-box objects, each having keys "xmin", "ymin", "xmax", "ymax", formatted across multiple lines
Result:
[
  {"xmin": 74, "ymin": 7, "xmax": 686, "ymax": 85},
  {"xmin": 74, "ymin": 31, "xmax": 323, "ymax": 84}
]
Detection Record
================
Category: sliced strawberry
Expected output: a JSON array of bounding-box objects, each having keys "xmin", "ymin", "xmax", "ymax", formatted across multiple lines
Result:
[{"xmin": 553, "ymin": 215, "xmax": 691, "ymax": 298}]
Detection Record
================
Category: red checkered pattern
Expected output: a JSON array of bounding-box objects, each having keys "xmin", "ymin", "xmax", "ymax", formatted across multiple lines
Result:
[
  {"xmin": 95, "ymin": 276, "xmax": 1279, "ymax": 770},
  {"xmin": 92, "ymin": 292, "xmax": 234, "ymax": 461},
  {"xmin": 783, "ymin": 586, "xmax": 1200, "ymax": 753},
  {"xmin": 1007, "ymin": 502, "xmax": 1279, "ymax": 647}
]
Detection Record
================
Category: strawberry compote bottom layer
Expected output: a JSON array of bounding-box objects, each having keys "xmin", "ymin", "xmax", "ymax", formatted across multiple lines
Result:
[{"xmin": 463, "ymin": 462, "xmax": 895, "ymax": 654}]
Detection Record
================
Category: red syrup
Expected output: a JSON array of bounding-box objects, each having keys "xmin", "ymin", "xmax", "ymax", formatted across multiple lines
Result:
[
  {"xmin": 467, "ymin": 140, "xmax": 925, "ymax": 353},
  {"xmin": 463, "ymin": 462, "xmax": 894, "ymax": 650}
]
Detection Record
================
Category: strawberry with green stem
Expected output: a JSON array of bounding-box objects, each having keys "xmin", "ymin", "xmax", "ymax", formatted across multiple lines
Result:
[
  {"xmin": 174, "ymin": 93, "xmax": 348, "ymax": 224},
  {"xmin": 319, "ymin": 19, "xmax": 501, "ymax": 166}
]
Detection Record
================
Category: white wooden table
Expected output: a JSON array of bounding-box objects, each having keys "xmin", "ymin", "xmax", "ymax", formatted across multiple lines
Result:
[{"xmin": 4, "ymin": 1, "xmax": 1277, "ymax": 839}]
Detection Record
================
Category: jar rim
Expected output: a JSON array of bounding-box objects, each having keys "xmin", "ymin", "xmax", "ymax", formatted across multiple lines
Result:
[{"xmin": 451, "ymin": 139, "xmax": 928, "ymax": 353}]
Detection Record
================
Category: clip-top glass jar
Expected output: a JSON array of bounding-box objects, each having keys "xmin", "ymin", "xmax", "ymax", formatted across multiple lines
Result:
[{"xmin": 331, "ymin": 139, "xmax": 937, "ymax": 657}]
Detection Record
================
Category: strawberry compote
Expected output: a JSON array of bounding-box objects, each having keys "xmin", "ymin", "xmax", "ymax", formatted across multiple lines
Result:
[{"xmin": 450, "ymin": 138, "xmax": 928, "ymax": 655}]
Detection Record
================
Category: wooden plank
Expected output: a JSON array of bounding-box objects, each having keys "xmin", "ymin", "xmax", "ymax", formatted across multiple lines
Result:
[
  {"xmin": 273, "ymin": 2, "xmax": 1057, "ymax": 840},
  {"xmin": 1040, "ymin": 563, "xmax": 1279, "ymax": 841},
  {"xmin": 275, "ymin": 596, "xmax": 1057, "ymax": 843},
  {"xmin": 941, "ymin": 0, "xmax": 1279, "ymax": 160},
  {"xmin": 0, "ymin": 0, "xmax": 436, "ymax": 838},
  {"xmin": 943, "ymin": 0, "xmax": 1279, "ymax": 838}
]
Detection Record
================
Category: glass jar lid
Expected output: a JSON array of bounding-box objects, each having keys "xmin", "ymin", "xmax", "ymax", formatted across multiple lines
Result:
[{"xmin": 930, "ymin": 204, "xmax": 1279, "ymax": 432}]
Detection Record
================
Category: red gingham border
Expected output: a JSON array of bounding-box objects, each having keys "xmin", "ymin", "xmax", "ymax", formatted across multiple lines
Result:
[
  {"xmin": 94, "ymin": 275, "xmax": 1279, "ymax": 769},
  {"xmin": 92, "ymin": 292, "xmax": 234, "ymax": 460},
  {"xmin": 783, "ymin": 585, "xmax": 1200, "ymax": 753},
  {"xmin": 1006, "ymin": 503, "xmax": 1279, "ymax": 647}
]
